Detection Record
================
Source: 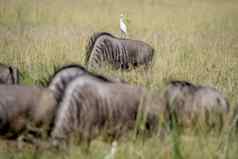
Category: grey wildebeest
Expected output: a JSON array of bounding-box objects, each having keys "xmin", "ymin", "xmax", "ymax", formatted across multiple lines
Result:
[
  {"xmin": 51, "ymin": 73, "xmax": 167, "ymax": 148},
  {"xmin": 85, "ymin": 32, "xmax": 154, "ymax": 70},
  {"xmin": 0, "ymin": 63, "xmax": 20, "ymax": 84},
  {"xmin": 0, "ymin": 85, "xmax": 57, "ymax": 140},
  {"xmin": 164, "ymin": 80, "xmax": 229, "ymax": 129}
]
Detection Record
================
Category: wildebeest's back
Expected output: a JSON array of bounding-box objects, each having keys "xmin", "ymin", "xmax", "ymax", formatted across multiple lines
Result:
[
  {"xmin": 80, "ymin": 82, "xmax": 145, "ymax": 138},
  {"xmin": 99, "ymin": 83, "xmax": 145, "ymax": 126},
  {"xmin": 0, "ymin": 85, "xmax": 43, "ymax": 113},
  {"xmin": 194, "ymin": 86, "xmax": 229, "ymax": 113},
  {"xmin": 122, "ymin": 39, "xmax": 154, "ymax": 66}
]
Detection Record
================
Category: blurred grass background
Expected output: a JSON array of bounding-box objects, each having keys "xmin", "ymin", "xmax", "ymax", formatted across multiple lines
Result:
[{"xmin": 0, "ymin": 0, "xmax": 238, "ymax": 158}]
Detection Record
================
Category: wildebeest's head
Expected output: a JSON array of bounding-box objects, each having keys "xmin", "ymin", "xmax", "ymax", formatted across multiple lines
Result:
[{"xmin": 0, "ymin": 63, "xmax": 20, "ymax": 84}]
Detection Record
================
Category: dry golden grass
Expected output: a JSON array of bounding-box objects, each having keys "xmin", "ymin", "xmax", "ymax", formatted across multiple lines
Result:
[{"xmin": 0, "ymin": 0, "xmax": 238, "ymax": 158}]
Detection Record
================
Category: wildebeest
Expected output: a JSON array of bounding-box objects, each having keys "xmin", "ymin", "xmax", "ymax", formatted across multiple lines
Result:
[
  {"xmin": 0, "ymin": 85, "xmax": 57, "ymax": 139},
  {"xmin": 51, "ymin": 74, "xmax": 166, "ymax": 148},
  {"xmin": 0, "ymin": 63, "xmax": 20, "ymax": 84},
  {"xmin": 164, "ymin": 80, "xmax": 229, "ymax": 129},
  {"xmin": 85, "ymin": 32, "xmax": 154, "ymax": 70},
  {"xmin": 47, "ymin": 64, "xmax": 126, "ymax": 104}
]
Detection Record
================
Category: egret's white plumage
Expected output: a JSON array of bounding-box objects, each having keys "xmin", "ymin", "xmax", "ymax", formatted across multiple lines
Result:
[
  {"xmin": 120, "ymin": 14, "xmax": 127, "ymax": 38},
  {"xmin": 105, "ymin": 141, "xmax": 118, "ymax": 159}
]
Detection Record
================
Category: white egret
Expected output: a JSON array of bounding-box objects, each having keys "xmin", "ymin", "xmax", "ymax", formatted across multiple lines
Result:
[{"xmin": 120, "ymin": 14, "xmax": 127, "ymax": 38}]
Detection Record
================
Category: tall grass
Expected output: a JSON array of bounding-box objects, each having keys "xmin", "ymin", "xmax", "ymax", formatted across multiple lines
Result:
[{"xmin": 0, "ymin": 0, "xmax": 238, "ymax": 158}]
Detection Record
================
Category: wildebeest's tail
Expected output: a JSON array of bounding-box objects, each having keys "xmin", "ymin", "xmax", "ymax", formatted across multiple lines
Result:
[{"xmin": 85, "ymin": 32, "xmax": 114, "ymax": 64}]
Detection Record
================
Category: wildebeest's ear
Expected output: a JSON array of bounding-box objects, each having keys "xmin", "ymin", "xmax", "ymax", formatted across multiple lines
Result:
[
  {"xmin": 8, "ymin": 66, "xmax": 20, "ymax": 84},
  {"xmin": 13, "ymin": 67, "xmax": 20, "ymax": 84}
]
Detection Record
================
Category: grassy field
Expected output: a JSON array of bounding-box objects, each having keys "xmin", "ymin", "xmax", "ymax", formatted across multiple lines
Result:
[{"xmin": 0, "ymin": 0, "xmax": 238, "ymax": 158}]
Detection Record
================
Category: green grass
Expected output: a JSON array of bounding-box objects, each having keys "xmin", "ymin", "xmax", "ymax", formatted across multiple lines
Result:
[{"xmin": 0, "ymin": 0, "xmax": 238, "ymax": 158}]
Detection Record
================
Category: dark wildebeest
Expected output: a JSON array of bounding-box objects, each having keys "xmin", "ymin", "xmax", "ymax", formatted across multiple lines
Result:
[
  {"xmin": 0, "ymin": 63, "xmax": 20, "ymax": 84},
  {"xmin": 85, "ymin": 32, "xmax": 154, "ymax": 70},
  {"xmin": 0, "ymin": 85, "xmax": 57, "ymax": 140},
  {"xmin": 50, "ymin": 73, "xmax": 166, "ymax": 148},
  {"xmin": 164, "ymin": 80, "xmax": 229, "ymax": 129}
]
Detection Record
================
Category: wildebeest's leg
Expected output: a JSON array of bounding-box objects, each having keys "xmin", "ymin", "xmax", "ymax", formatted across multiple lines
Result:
[
  {"xmin": 50, "ymin": 137, "xmax": 69, "ymax": 154},
  {"xmin": 16, "ymin": 128, "xmax": 42, "ymax": 149},
  {"xmin": 15, "ymin": 122, "xmax": 49, "ymax": 149},
  {"xmin": 77, "ymin": 124, "xmax": 95, "ymax": 154},
  {"xmin": 79, "ymin": 131, "xmax": 92, "ymax": 154},
  {"xmin": 16, "ymin": 130, "xmax": 40, "ymax": 149},
  {"xmin": 80, "ymin": 138, "xmax": 91, "ymax": 154}
]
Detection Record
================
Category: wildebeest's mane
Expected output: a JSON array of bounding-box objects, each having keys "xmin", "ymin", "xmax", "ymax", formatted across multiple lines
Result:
[
  {"xmin": 88, "ymin": 72, "xmax": 113, "ymax": 82},
  {"xmin": 169, "ymin": 80, "xmax": 197, "ymax": 88},
  {"xmin": 47, "ymin": 63, "xmax": 112, "ymax": 86},
  {"xmin": 53, "ymin": 64, "xmax": 86, "ymax": 78},
  {"xmin": 45, "ymin": 64, "xmax": 84, "ymax": 86}
]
